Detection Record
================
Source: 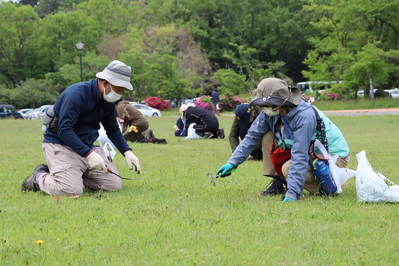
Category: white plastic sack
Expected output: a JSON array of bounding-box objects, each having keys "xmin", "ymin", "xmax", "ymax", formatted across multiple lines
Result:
[
  {"xmin": 356, "ymin": 150, "xmax": 399, "ymax": 203},
  {"xmin": 329, "ymin": 154, "xmax": 357, "ymax": 194},
  {"xmin": 313, "ymin": 140, "xmax": 356, "ymax": 194},
  {"xmin": 96, "ymin": 122, "xmax": 123, "ymax": 160},
  {"xmin": 185, "ymin": 123, "xmax": 201, "ymax": 139},
  {"xmin": 96, "ymin": 122, "xmax": 123, "ymax": 149},
  {"xmin": 102, "ymin": 142, "xmax": 117, "ymax": 161}
]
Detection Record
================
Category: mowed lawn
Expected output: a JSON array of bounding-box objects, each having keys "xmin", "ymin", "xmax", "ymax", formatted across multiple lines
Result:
[{"xmin": 1, "ymin": 111, "xmax": 399, "ymax": 265}]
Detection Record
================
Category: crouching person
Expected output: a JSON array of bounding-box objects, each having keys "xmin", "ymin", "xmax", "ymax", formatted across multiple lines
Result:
[
  {"xmin": 22, "ymin": 60, "xmax": 141, "ymax": 196},
  {"xmin": 115, "ymin": 100, "xmax": 149, "ymax": 142},
  {"xmin": 180, "ymin": 103, "xmax": 225, "ymax": 139},
  {"xmin": 216, "ymin": 78, "xmax": 350, "ymax": 202}
]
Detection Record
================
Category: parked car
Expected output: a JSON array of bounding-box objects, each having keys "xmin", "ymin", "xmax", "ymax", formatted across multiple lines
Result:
[
  {"xmin": 18, "ymin": 108, "xmax": 33, "ymax": 118},
  {"xmin": 357, "ymin": 89, "xmax": 378, "ymax": 96},
  {"xmin": 129, "ymin": 102, "xmax": 161, "ymax": 117},
  {"xmin": 24, "ymin": 108, "xmax": 39, "ymax": 119},
  {"xmin": 180, "ymin": 99, "xmax": 196, "ymax": 106},
  {"xmin": 25, "ymin": 105, "xmax": 53, "ymax": 119},
  {"xmin": 384, "ymin": 88, "xmax": 399, "ymax": 99},
  {"xmin": 0, "ymin": 104, "xmax": 23, "ymax": 119}
]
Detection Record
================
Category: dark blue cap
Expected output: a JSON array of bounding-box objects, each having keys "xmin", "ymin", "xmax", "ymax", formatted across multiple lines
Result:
[{"xmin": 235, "ymin": 104, "xmax": 253, "ymax": 135}]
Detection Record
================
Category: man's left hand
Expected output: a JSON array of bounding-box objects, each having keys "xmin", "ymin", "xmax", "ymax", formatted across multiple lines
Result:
[{"xmin": 124, "ymin": 150, "xmax": 141, "ymax": 174}]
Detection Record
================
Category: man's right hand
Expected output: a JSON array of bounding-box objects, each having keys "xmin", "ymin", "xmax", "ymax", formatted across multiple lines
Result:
[
  {"xmin": 216, "ymin": 163, "xmax": 236, "ymax": 177},
  {"xmin": 86, "ymin": 151, "xmax": 107, "ymax": 173}
]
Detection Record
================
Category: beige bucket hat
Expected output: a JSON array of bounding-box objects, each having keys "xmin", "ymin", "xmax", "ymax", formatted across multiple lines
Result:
[
  {"xmin": 96, "ymin": 60, "xmax": 133, "ymax": 90},
  {"xmin": 250, "ymin": 78, "xmax": 301, "ymax": 107}
]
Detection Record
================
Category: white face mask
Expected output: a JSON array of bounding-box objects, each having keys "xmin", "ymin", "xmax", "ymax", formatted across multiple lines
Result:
[
  {"xmin": 262, "ymin": 107, "xmax": 280, "ymax": 116},
  {"xmin": 103, "ymin": 84, "xmax": 122, "ymax": 102}
]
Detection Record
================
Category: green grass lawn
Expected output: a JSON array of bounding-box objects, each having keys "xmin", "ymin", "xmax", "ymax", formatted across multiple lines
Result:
[
  {"xmin": 310, "ymin": 97, "xmax": 399, "ymax": 110},
  {"xmin": 1, "ymin": 111, "xmax": 399, "ymax": 265}
]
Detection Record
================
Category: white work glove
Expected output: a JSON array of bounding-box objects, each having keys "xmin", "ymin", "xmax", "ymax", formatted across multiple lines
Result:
[
  {"xmin": 124, "ymin": 150, "xmax": 141, "ymax": 174},
  {"xmin": 86, "ymin": 151, "xmax": 108, "ymax": 173}
]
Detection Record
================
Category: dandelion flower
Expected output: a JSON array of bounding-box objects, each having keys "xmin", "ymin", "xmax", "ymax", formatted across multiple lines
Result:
[{"xmin": 36, "ymin": 240, "xmax": 44, "ymax": 244}]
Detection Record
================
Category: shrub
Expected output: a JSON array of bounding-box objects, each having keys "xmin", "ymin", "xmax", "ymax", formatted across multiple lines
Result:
[
  {"xmin": 195, "ymin": 94, "xmax": 246, "ymax": 112},
  {"xmin": 219, "ymin": 94, "xmax": 246, "ymax": 112},
  {"xmin": 143, "ymin": 96, "xmax": 170, "ymax": 111},
  {"xmin": 195, "ymin": 96, "xmax": 213, "ymax": 111}
]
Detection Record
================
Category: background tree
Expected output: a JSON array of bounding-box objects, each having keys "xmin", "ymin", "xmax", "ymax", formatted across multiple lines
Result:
[
  {"xmin": 119, "ymin": 24, "xmax": 204, "ymax": 100},
  {"xmin": 302, "ymin": 0, "xmax": 399, "ymax": 95},
  {"xmin": 3, "ymin": 0, "xmax": 399, "ymax": 107},
  {"xmin": 0, "ymin": 3, "xmax": 42, "ymax": 86}
]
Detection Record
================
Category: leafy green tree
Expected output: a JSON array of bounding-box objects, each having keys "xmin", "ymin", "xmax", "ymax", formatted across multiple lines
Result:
[
  {"xmin": 211, "ymin": 69, "xmax": 247, "ymax": 96},
  {"xmin": 46, "ymin": 51, "xmax": 109, "ymax": 90},
  {"xmin": 18, "ymin": 0, "xmax": 39, "ymax": 7},
  {"xmin": 223, "ymin": 44, "xmax": 286, "ymax": 90},
  {"xmin": 343, "ymin": 43, "xmax": 398, "ymax": 93},
  {"xmin": 41, "ymin": 11, "xmax": 96, "ymax": 71},
  {"xmin": 119, "ymin": 24, "xmax": 205, "ymax": 100},
  {"xmin": 0, "ymin": 3, "xmax": 42, "ymax": 86},
  {"xmin": 303, "ymin": 0, "xmax": 399, "ymax": 92},
  {"xmin": 77, "ymin": 0, "xmax": 140, "ymax": 37},
  {"xmin": 3, "ymin": 78, "xmax": 59, "ymax": 108},
  {"xmin": 144, "ymin": 0, "xmax": 312, "ymax": 81},
  {"xmin": 35, "ymin": 0, "xmax": 87, "ymax": 17},
  {"xmin": 149, "ymin": 53, "xmax": 194, "ymax": 99}
]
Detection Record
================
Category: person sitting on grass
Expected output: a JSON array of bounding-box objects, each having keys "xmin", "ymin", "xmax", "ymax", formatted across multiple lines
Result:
[
  {"xmin": 115, "ymin": 100, "xmax": 167, "ymax": 144},
  {"xmin": 216, "ymin": 77, "xmax": 350, "ymax": 202},
  {"xmin": 174, "ymin": 117, "xmax": 187, "ymax": 137}
]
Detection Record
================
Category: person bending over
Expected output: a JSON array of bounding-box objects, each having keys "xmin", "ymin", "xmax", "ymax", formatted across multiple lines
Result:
[
  {"xmin": 180, "ymin": 103, "xmax": 224, "ymax": 139},
  {"xmin": 217, "ymin": 78, "xmax": 350, "ymax": 202},
  {"xmin": 228, "ymin": 103, "xmax": 262, "ymax": 161},
  {"xmin": 115, "ymin": 100, "xmax": 149, "ymax": 142}
]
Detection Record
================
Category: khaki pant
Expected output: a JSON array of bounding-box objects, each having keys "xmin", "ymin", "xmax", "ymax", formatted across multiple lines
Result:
[
  {"xmin": 261, "ymin": 131, "xmax": 348, "ymax": 194},
  {"xmin": 37, "ymin": 143, "xmax": 122, "ymax": 196}
]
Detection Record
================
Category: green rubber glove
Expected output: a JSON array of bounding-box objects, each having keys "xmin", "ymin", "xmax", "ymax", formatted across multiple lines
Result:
[{"xmin": 216, "ymin": 163, "xmax": 236, "ymax": 177}]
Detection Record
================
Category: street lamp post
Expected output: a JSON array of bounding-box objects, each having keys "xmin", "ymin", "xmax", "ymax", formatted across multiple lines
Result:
[{"xmin": 75, "ymin": 42, "xmax": 85, "ymax": 82}]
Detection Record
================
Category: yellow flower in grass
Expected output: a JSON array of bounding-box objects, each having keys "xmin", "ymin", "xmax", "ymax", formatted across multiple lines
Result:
[{"xmin": 36, "ymin": 240, "xmax": 44, "ymax": 245}]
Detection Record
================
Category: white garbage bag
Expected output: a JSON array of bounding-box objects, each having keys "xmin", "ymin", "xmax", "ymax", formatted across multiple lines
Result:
[
  {"xmin": 356, "ymin": 151, "xmax": 399, "ymax": 203},
  {"xmin": 102, "ymin": 142, "xmax": 117, "ymax": 161},
  {"xmin": 312, "ymin": 140, "xmax": 356, "ymax": 194},
  {"xmin": 329, "ymin": 154, "xmax": 356, "ymax": 194},
  {"xmin": 185, "ymin": 123, "xmax": 201, "ymax": 139}
]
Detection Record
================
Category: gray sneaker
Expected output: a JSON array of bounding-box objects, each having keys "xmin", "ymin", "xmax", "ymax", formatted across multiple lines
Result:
[{"xmin": 21, "ymin": 164, "xmax": 49, "ymax": 192}]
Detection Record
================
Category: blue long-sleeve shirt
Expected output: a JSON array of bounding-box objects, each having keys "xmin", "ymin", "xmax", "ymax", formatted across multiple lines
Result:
[{"xmin": 43, "ymin": 79, "xmax": 131, "ymax": 157}]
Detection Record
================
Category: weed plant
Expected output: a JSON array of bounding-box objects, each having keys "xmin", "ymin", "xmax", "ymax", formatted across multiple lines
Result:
[{"xmin": 1, "ymin": 112, "xmax": 399, "ymax": 265}]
